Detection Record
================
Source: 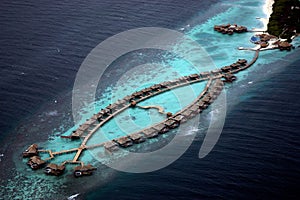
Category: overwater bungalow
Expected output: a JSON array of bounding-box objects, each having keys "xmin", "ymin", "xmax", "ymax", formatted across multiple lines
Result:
[
  {"xmin": 132, "ymin": 91, "xmax": 144, "ymax": 99},
  {"xmin": 189, "ymin": 74, "xmax": 200, "ymax": 80},
  {"xmin": 172, "ymin": 114, "xmax": 184, "ymax": 123},
  {"xmin": 78, "ymin": 124, "xmax": 90, "ymax": 133},
  {"xmin": 223, "ymin": 74, "xmax": 237, "ymax": 82},
  {"xmin": 211, "ymin": 69, "xmax": 222, "ymax": 75},
  {"xmin": 202, "ymin": 95, "xmax": 212, "ymax": 104},
  {"xmin": 190, "ymin": 105, "xmax": 200, "ymax": 115},
  {"xmin": 44, "ymin": 163, "xmax": 65, "ymax": 176},
  {"xmin": 230, "ymin": 63, "xmax": 240, "ymax": 69},
  {"xmin": 221, "ymin": 66, "xmax": 232, "ymax": 73},
  {"xmin": 153, "ymin": 123, "xmax": 169, "ymax": 134},
  {"xmin": 128, "ymin": 133, "xmax": 146, "ymax": 144},
  {"xmin": 214, "ymin": 24, "xmax": 247, "ymax": 34},
  {"xmin": 182, "ymin": 110, "xmax": 193, "ymax": 120},
  {"xmin": 150, "ymin": 84, "xmax": 162, "ymax": 91},
  {"xmin": 22, "ymin": 144, "xmax": 39, "ymax": 158},
  {"xmin": 198, "ymin": 101, "xmax": 208, "ymax": 110},
  {"xmin": 72, "ymin": 130, "xmax": 84, "ymax": 138},
  {"xmin": 178, "ymin": 77, "xmax": 187, "ymax": 83},
  {"xmin": 107, "ymin": 103, "xmax": 118, "ymax": 112},
  {"xmin": 200, "ymin": 72, "xmax": 210, "ymax": 78},
  {"xmin": 164, "ymin": 118, "xmax": 180, "ymax": 129},
  {"xmin": 113, "ymin": 136, "xmax": 133, "ymax": 148},
  {"xmin": 103, "ymin": 141, "xmax": 119, "ymax": 154},
  {"xmin": 142, "ymin": 128, "xmax": 159, "ymax": 138},
  {"xmin": 27, "ymin": 156, "xmax": 45, "ymax": 170},
  {"xmin": 141, "ymin": 88, "xmax": 151, "ymax": 96},
  {"xmin": 123, "ymin": 95, "xmax": 132, "ymax": 102},
  {"xmin": 74, "ymin": 164, "xmax": 97, "ymax": 177},
  {"xmin": 237, "ymin": 59, "xmax": 247, "ymax": 65}
]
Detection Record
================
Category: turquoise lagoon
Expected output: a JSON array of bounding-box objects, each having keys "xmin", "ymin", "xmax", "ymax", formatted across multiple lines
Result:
[{"xmin": 4, "ymin": 0, "xmax": 300, "ymax": 199}]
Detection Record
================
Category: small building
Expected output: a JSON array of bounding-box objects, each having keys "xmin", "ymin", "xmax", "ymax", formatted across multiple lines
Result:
[
  {"xmin": 123, "ymin": 96, "xmax": 132, "ymax": 102},
  {"xmin": 113, "ymin": 136, "xmax": 133, "ymax": 148},
  {"xmin": 200, "ymin": 72, "xmax": 210, "ymax": 78},
  {"xmin": 141, "ymin": 88, "xmax": 151, "ymax": 96},
  {"xmin": 79, "ymin": 123, "xmax": 90, "ymax": 132},
  {"xmin": 211, "ymin": 69, "xmax": 222, "ymax": 75},
  {"xmin": 128, "ymin": 133, "xmax": 146, "ymax": 144},
  {"xmin": 22, "ymin": 144, "xmax": 39, "ymax": 158},
  {"xmin": 260, "ymin": 42, "xmax": 269, "ymax": 48},
  {"xmin": 164, "ymin": 118, "xmax": 180, "ymax": 129},
  {"xmin": 74, "ymin": 164, "xmax": 97, "ymax": 177},
  {"xmin": 198, "ymin": 101, "xmax": 208, "ymax": 110},
  {"xmin": 182, "ymin": 110, "xmax": 193, "ymax": 120},
  {"xmin": 44, "ymin": 163, "xmax": 65, "ymax": 176},
  {"xmin": 153, "ymin": 123, "xmax": 169, "ymax": 134},
  {"xmin": 230, "ymin": 63, "xmax": 240, "ymax": 69},
  {"xmin": 172, "ymin": 114, "xmax": 184, "ymax": 123},
  {"xmin": 189, "ymin": 74, "xmax": 200, "ymax": 80},
  {"xmin": 223, "ymin": 74, "xmax": 237, "ymax": 82},
  {"xmin": 142, "ymin": 128, "xmax": 159, "ymax": 138},
  {"xmin": 150, "ymin": 84, "xmax": 162, "ymax": 91},
  {"xmin": 190, "ymin": 105, "xmax": 200, "ymax": 115},
  {"xmin": 132, "ymin": 91, "xmax": 143, "ymax": 99},
  {"xmin": 278, "ymin": 41, "xmax": 292, "ymax": 51},
  {"xmin": 107, "ymin": 103, "xmax": 118, "ymax": 112},
  {"xmin": 27, "ymin": 156, "xmax": 45, "ymax": 170},
  {"xmin": 178, "ymin": 77, "xmax": 187, "ymax": 83},
  {"xmin": 237, "ymin": 59, "xmax": 247, "ymax": 65},
  {"xmin": 202, "ymin": 95, "xmax": 211, "ymax": 104},
  {"xmin": 104, "ymin": 141, "xmax": 119, "ymax": 154},
  {"xmin": 221, "ymin": 66, "xmax": 232, "ymax": 73},
  {"xmin": 71, "ymin": 130, "xmax": 84, "ymax": 139}
]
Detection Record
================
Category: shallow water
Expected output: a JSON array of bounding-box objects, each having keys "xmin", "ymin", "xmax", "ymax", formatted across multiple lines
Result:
[{"xmin": 0, "ymin": 0, "xmax": 299, "ymax": 199}]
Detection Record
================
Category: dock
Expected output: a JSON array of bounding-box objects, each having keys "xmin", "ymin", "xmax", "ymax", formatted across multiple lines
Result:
[{"xmin": 22, "ymin": 26, "xmax": 264, "ymax": 176}]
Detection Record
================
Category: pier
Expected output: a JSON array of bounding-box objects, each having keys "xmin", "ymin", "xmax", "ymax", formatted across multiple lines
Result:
[
  {"xmin": 23, "ymin": 49, "xmax": 260, "ymax": 176},
  {"xmin": 22, "ymin": 24, "xmax": 263, "ymax": 176}
]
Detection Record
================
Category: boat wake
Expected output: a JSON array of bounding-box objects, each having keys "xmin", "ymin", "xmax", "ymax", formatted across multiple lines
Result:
[
  {"xmin": 183, "ymin": 127, "xmax": 199, "ymax": 136},
  {"xmin": 67, "ymin": 193, "xmax": 80, "ymax": 200}
]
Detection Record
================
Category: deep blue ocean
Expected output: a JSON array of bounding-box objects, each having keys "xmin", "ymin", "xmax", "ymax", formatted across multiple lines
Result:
[{"xmin": 0, "ymin": 0, "xmax": 299, "ymax": 199}]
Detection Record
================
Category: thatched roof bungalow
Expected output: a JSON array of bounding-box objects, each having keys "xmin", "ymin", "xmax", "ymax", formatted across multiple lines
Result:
[
  {"xmin": 44, "ymin": 163, "xmax": 65, "ymax": 176},
  {"xmin": 142, "ymin": 128, "xmax": 159, "ymax": 138},
  {"xmin": 74, "ymin": 164, "xmax": 97, "ymax": 177},
  {"xmin": 27, "ymin": 156, "xmax": 45, "ymax": 170},
  {"xmin": 164, "ymin": 118, "xmax": 180, "ymax": 129},
  {"xmin": 129, "ymin": 133, "xmax": 146, "ymax": 144},
  {"xmin": 113, "ymin": 136, "xmax": 133, "ymax": 148},
  {"xmin": 104, "ymin": 141, "xmax": 119, "ymax": 154},
  {"xmin": 22, "ymin": 144, "xmax": 39, "ymax": 158}
]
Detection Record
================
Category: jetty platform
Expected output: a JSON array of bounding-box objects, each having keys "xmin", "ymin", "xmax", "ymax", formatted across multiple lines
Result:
[{"xmin": 22, "ymin": 47, "xmax": 260, "ymax": 176}]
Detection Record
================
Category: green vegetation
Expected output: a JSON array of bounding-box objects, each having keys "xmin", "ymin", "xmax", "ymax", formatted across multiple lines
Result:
[{"xmin": 267, "ymin": 0, "xmax": 300, "ymax": 41}]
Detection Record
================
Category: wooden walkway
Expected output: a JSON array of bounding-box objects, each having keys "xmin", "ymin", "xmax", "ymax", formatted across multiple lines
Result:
[
  {"xmin": 137, "ymin": 105, "xmax": 165, "ymax": 114},
  {"xmin": 36, "ymin": 50, "xmax": 260, "ymax": 164}
]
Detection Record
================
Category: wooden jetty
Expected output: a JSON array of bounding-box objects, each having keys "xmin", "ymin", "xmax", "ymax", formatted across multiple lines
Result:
[{"xmin": 22, "ymin": 37, "xmax": 261, "ymax": 177}]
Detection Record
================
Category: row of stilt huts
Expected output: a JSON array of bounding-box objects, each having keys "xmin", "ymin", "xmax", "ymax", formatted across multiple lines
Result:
[{"xmin": 22, "ymin": 56, "xmax": 250, "ymax": 176}]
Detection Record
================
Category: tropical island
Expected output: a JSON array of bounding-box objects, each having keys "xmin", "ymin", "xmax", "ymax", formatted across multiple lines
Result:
[{"xmin": 267, "ymin": 0, "xmax": 300, "ymax": 41}]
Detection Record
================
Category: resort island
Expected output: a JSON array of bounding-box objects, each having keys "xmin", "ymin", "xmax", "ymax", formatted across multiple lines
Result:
[{"xmin": 21, "ymin": 0, "xmax": 299, "ymax": 178}]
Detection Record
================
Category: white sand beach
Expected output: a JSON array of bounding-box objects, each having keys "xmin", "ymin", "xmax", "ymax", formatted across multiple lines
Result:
[
  {"xmin": 253, "ymin": 0, "xmax": 274, "ymax": 31},
  {"xmin": 262, "ymin": 0, "xmax": 275, "ymax": 30}
]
